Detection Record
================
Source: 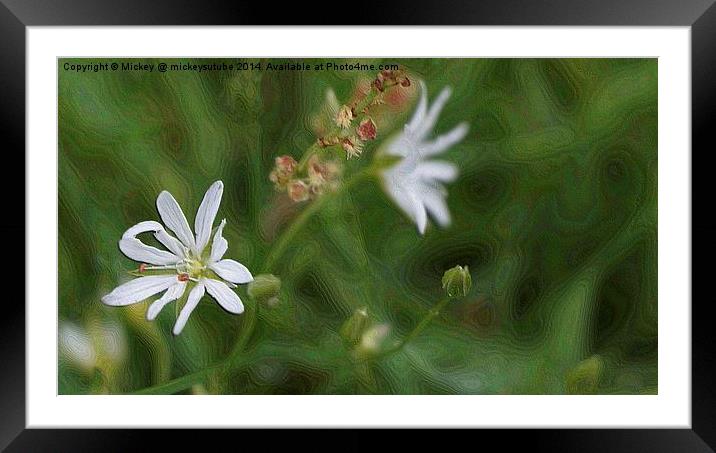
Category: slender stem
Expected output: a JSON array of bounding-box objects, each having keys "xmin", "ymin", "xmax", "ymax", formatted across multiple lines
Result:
[
  {"xmin": 132, "ymin": 363, "xmax": 223, "ymax": 395},
  {"xmin": 297, "ymin": 143, "xmax": 320, "ymax": 170},
  {"xmin": 226, "ymin": 167, "xmax": 375, "ymax": 364},
  {"xmin": 262, "ymin": 166, "xmax": 376, "ymax": 273},
  {"xmin": 373, "ymin": 297, "xmax": 453, "ymax": 360},
  {"xmin": 224, "ymin": 298, "xmax": 258, "ymax": 365}
]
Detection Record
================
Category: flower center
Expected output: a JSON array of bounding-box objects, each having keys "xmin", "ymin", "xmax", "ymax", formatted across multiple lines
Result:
[{"xmin": 176, "ymin": 257, "xmax": 205, "ymax": 279}]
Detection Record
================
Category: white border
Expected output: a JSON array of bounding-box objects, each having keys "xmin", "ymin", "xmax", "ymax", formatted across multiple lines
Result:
[{"xmin": 28, "ymin": 27, "xmax": 691, "ymax": 428}]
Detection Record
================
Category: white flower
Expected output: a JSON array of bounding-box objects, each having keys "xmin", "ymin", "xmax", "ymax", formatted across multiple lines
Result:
[
  {"xmin": 358, "ymin": 323, "xmax": 390, "ymax": 354},
  {"xmin": 102, "ymin": 181, "xmax": 254, "ymax": 335},
  {"xmin": 59, "ymin": 320, "xmax": 126, "ymax": 372},
  {"xmin": 381, "ymin": 82, "xmax": 468, "ymax": 234}
]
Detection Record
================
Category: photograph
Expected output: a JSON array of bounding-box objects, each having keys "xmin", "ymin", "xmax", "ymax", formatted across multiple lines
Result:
[{"xmin": 58, "ymin": 57, "xmax": 658, "ymax": 395}]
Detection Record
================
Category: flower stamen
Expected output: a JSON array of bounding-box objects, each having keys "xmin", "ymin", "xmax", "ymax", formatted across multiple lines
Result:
[{"xmin": 142, "ymin": 264, "xmax": 178, "ymax": 271}]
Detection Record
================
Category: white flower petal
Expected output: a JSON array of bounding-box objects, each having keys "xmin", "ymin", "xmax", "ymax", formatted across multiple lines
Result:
[
  {"xmin": 414, "ymin": 86, "xmax": 453, "ymax": 141},
  {"xmin": 122, "ymin": 221, "xmax": 165, "ymax": 239},
  {"xmin": 153, "ymin": 227, "xmax": 187, "ymax": 258},
  {"xmin": 387, "ymin": 133, "xmax": 414, "ymax": 158},
  {"xmin": 118, "ymin": 238, "xmax": 178, "ymax": 266},
  {"xmin": 209, "ymin": 259, "xmax": 253, "ymax": 284},
  {"xmin": 419, "ymin": 184, "xmax": 452, "ymax": 227},
  {"xmin": 194, "ymin": 181, "xmax": 223, "ymax": 255},
  {"xmin": 123, "ymin": 221, "xmax": 186, "ymax": 258},
  {"xmin": 147, "ymin": 282, "xmax": 187, "ymax": 320},
  {"xmin": 325, "ymin": 88, "xmax": 340, "ymax": 118},
  {"xmin": 210, "ymin": 219, "xmax": 228, "ymax": 263},
  {"xmin": 157, "ymin": 190, "xmax": 197, "ymax": 252},
  {"xmin": 414, "ymin": 161, "xmax": 458, "ymax": 183},
  {"xmin": 382, "ymin": 168, "xmax": 425, "ymax": 233},
  {"xmin": 204, "ymin": 278, "xmax": 245, "ymax": 314},
  {"xmin": 173, "ymin": 283, "xmax": 205, "ymax": 335},
  {"xmin": 119, "ymin": 221, "xmax": 181, "ymax": 265},
  {"xmin": 102, "ymin": 275, "xmax": 179, "ymax": 307},
  {"xmin": 414, "ymin": 201, "xmax": 428, "ymax": 235},
  {"xmin": 420, "ymin": 122, "xmax": 469, "ymax": 157},
  {"xmin": 406, "ymin": 80, "xmax": 428, "ymax": 132}
]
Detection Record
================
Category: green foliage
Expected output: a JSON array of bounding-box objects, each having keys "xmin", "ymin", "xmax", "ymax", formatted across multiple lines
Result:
[{"xmin": 58, "ymin": 58, "xmax": 657, "ymax": 394}]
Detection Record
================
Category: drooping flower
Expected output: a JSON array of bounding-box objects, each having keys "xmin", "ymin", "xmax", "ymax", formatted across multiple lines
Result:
[
  {"xmin": 102, "ymin": 181, "xmax": 254, "ymax": 335},
  {"xmin": 381, "ymin": 82, "xmax": 468, "ymax": 234}
]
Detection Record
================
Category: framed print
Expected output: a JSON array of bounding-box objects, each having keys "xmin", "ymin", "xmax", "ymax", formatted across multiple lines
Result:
[{"xmin": 3, "ymin": 0, "xmax": 712, "ymax": 450}]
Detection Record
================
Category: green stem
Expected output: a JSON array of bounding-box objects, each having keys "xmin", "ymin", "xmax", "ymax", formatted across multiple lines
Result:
[
  {"xmin": 224, "ymin": 297, "xmax": 259, "ymax": 365},
  {"xmin": 297, "ymin": 143, "xmax": 320, "ymax": 170},
  {"xmin": 132, "ymin": 363, "xmax": 223, "ymax": 395},
  {"xmin": 373, "ymin": 297, "xmax": 453, "ymax": 360},
  {"xmin": 226, "ymin": 167, "xmax": 375, "ymax": 362}
]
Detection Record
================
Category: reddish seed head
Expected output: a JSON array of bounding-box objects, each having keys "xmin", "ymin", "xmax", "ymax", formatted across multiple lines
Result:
[
  {"xmin": 178, "ymin": 273, "xmax": 190, "ymax": 282},
  {"xmin": 138, "ymin": 263, "xmax": 147, "ymax": 273},
  {"xmin": 357, "ymin": 118, "xmax": 377, "ymax": 141},
  {"xmin": 275, "ymin": 155, "xmax": 297, "ymax": 173},
  {"xmin": 288, "ymin": 180, "xmax": 310, "ymax": 202},
  {"xmin": 373, "ymin": 78, "xmax": 384, "ymax": 92}
]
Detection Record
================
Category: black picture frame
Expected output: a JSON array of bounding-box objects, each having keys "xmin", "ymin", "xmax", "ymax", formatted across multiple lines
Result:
[{"xmin": 2, "ymin": 1, "xmax": 710, "ymax": 450}]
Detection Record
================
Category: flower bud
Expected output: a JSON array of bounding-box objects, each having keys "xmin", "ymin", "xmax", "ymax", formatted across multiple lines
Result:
[
  {"xmin": 441, "ymin": 265, "xmax": 472, "ymax": 298},
  {"xmin": 566, "ymin": 355, "xmax": 604, "ymax": 394},
  {"xmin": 247, "ymin": 274, "xmax": 282, "ymax": 302},
  {"xmin": 357, "ymin": 118, "xmax": 377, "ymax": 141},
  {"xmin": 340, "ymin": 307, "xmax": 369, "ymax": 347}
]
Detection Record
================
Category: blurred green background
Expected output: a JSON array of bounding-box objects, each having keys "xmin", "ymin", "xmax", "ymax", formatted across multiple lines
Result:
[{"xmin": 58, "ymin": 58, "xmax": 657, "ymax": 394}]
